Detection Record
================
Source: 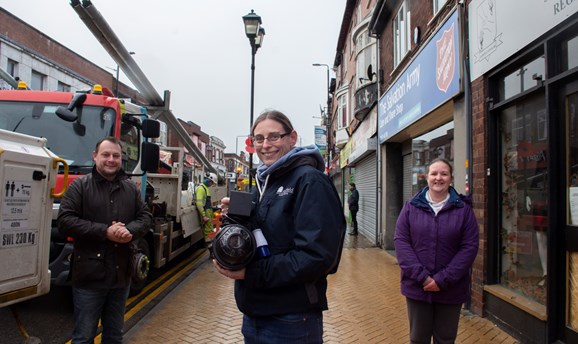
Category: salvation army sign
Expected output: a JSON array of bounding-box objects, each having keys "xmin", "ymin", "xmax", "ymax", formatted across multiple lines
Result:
[
  {"xmin": 436, "ymin": 23, "xmax": 455, "ymax": 92},
  {"xmin": 378, "ymin": 10, "xmax": 461, "ymax": 143}
]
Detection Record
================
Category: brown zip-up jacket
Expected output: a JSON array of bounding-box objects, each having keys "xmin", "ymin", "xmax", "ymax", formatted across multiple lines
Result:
[{"xmin": 57, "ymin": 167, "xmax": 151, "ymax": 289}]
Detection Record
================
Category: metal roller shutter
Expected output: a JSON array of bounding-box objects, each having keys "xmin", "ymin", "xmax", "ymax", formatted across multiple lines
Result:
[
  {"xmin": 354, "ymin": 153, "xmax": 377, "ymax": 243},
  {"xmin": 402, "ymin": 153, "xmax": 413, "ymax": 202}
]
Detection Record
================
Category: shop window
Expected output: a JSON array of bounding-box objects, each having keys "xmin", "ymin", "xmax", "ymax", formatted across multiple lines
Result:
[
  {"xmin": 566, "ymin": 91, "xmax": 578, "ymax": 330},
  {"xmin": 562, "ymin": 33, "xmax": 578, "ymax": 71},
  {"xmin": 499, "ymin": 94, "xmax": 547, "ymax": 306},
  {"xmin": 498, "ymin": 55, "xmax": 545, "ymax": 102},
  {"xmin": 410, "ymin": 122, "xmax": 454, "ymax": 195}
]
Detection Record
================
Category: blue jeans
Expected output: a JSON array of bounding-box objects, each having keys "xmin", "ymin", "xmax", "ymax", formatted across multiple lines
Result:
[
  {"xmin": 71, "ymin": 287, "xmax": 130, "ymax": 344},
  {"xmin": 242, "ymin": 311, "xmax": 323, "ymax": 344}
]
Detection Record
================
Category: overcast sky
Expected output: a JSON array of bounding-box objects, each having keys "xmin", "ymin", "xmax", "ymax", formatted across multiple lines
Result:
[{"xmin": 3, "ymin": 0, "xmax": 346, "ymax": 155}]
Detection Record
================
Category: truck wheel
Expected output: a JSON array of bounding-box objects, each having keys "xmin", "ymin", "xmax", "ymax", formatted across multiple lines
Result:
[{"xmin": 129, "ymin": 239, "xmax": 151, "ymax": 296}]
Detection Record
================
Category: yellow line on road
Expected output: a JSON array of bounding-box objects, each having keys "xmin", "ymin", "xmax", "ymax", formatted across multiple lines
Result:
[{"xmin": 124, "ymin": 250, "xmax": 209, "ymax": 319}]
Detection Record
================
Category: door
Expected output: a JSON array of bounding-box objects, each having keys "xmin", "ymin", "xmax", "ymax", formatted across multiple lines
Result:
[{"xmin": 564, "ymin": 81, "xmax": 578, "ymax": 343}]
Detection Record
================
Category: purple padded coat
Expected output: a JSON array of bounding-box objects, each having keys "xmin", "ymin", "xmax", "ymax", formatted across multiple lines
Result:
[{"xmin": 394, "ymin": 186, "xmax": 479, "ymax": 304}]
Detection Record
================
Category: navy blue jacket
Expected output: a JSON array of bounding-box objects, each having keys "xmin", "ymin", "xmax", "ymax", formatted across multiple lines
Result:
[{"xmin": 235, "ymin": 153, "xmax": 345, "ymax": 317}]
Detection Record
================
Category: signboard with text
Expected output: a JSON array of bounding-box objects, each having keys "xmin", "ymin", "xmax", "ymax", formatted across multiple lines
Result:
[
  {"xmin": 315, "ymin": 126, "xmax": 327, "ymax": 155},
  {"xmin": 378, "ymin": 10, "xmax": 461, "ymax": 144},
  {"xmin": 469, "ymin": 0, "xmax": 578, "ymax": 80}
]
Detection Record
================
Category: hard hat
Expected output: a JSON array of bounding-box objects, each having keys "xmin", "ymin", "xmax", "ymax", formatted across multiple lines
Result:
[{"xmin": 208, "ymin": 173, "xmax": 218, "ymax": 184}]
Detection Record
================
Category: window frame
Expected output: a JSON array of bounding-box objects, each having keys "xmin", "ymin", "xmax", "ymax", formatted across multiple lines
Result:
[
  {"xmin": 393, "ymin": 1, "xmax": 411, "ymax": 67},
  {"xmin": 336, "ymin": 91, "xmax": 348, "ymax": 130},
  {"xmin": 354, "ymin": 26, "xmax": 377, "ymax": 88},
  {"xmin": 57, "ymin": 81, "xmax": 71, "ymax": 92},
  {"xmin": 31, "ymin": 70, "xmax": 46, "ymax": 91},
  {"xmin": 433, "ymin": 0, "xmax": 447, "ymax": 16},
  {"xmin": 7, "ymin": 59, "xmax": 18, "ymax": 78}
]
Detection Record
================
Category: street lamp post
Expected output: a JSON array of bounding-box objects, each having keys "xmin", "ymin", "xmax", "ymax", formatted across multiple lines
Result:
[
  {"xmin": 243, "ymin": 10, "xmax": 265, "ymax": 189},
  {"xmin": 235, "ymin": 135, "xmax": 250, "ymax": 157},
  {"xmin": 114, "ymin": 51, "xmax": 135, "ymax": 97},
  {"xmin": 312, "ymin": 63, "xmax": 331, "ymax": 172}
]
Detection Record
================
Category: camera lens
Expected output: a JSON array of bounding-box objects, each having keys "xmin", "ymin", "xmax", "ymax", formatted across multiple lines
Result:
[{"xmin": 211, "ymin": 224, "xmax": 256, "ymax": 270}]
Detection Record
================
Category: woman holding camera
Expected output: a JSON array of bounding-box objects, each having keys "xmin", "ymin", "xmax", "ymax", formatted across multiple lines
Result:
[{"xmin": 214, "ymin": 110, "xmax": 345, "ymax": 344}]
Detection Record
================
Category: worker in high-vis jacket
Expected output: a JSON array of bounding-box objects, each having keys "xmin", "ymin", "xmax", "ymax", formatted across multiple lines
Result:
[{"xmin": 196, "ymin": 173, "xmax": 217, "ymax": 241}]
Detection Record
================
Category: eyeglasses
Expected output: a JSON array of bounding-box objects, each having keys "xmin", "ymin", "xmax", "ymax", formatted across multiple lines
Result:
[{"xmin": 252, "ymin": 132, "xmax": 290, "ymax": 145}]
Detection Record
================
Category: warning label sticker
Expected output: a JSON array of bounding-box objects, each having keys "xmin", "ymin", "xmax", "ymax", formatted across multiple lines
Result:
[{"xmin": 1, "ymin": 180, "xmax": 34, "ymax": 248}]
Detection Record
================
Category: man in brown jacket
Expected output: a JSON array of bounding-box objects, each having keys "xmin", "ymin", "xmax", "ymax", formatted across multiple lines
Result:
[{"xmin": 57, "ymin": 137, "xmax": 151, "ymax": 344}]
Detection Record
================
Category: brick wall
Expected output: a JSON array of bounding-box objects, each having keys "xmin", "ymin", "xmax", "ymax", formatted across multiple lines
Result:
[
  {"xmin": 470, "ymin": 76, "xmax": 488, "ymax": 316},
  {"xmin": 0, "ymin": 9, "xmax": 111, "ymax": 87},
  {"xmin": 0, "ymin": 8, "xmax": 143, "ymax": 102}
]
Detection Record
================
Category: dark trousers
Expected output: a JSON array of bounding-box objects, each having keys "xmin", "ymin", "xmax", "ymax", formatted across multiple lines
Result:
[
  {"xmin": 406, "ymin": 298, "xmax": 462, "ymax": 344},
  {"xmin": 71, "ymin": 287, "xmax": 130, "ymax": 344},
  {"xmin": 350, "ymin": 210, "xmax": 358, "ymax": 233}
]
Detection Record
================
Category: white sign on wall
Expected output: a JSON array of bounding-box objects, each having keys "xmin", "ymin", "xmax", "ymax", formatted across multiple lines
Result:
[{"xmin": 469, "ymin": 0, "xmax": 578, "ymax": 80}]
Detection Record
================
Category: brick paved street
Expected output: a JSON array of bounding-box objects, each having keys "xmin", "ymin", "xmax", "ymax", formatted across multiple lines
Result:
[{"xmin": 126, "ymin": 235, "xmax": 518, "ymax": 343}]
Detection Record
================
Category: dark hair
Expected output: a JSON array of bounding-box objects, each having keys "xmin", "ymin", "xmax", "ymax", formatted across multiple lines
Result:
[
  {"xmin": 349, "ymin": 182, "xmax": 356, "ymax": 188},
  {"xmin": 251, "ymin": 110, "xmax": 294, "ymax": 136},
  {"xmin": 426, "ymin": 158, "xmax": 453, "ymax": 175},
  {"xmin": 95, "ymin": 136, "xmax": 122, "ymax": 152}
]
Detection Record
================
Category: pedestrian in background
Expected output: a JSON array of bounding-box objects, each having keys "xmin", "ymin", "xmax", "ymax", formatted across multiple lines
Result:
[
  {"xmin": 57, "ymin": 137, "xmax": 152, "ymax": 344},
  {"xmin": 195, "ymin": 173, "xmax": 217, "ymax": 241},
  {"xmin": 214, "ymin": 110, "xmax": 345, "ymax": 344},
  {"xmin": 348, "ymin": 182, "xmax": 359, "ymax": 235},
  {"xmin": 394, "ymin": 158, "xmax": 479, "ymax": 344}
]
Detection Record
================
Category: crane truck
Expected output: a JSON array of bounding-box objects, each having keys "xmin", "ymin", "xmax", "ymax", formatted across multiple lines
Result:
[{"xmin": 0, "ymin": 83, "xmax": 208, "ymax": 295}]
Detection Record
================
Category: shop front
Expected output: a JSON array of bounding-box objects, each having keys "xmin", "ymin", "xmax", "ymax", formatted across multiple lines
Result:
[
  {"xmin": 469, "ymin": 1, "xmax": 578, "ymax": 342},
  {"xmin": 377, "ymin": 9, "xmax": 465, "ymax": 249},
  {"xmin": 340, "ymin": 109, "xmax": 378, "ymax": 243}
]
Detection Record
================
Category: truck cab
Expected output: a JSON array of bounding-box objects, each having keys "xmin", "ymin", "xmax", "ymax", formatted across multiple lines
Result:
[{"xmin": 0, "ymin": 85, "xmax": 204, "ymax": 295}]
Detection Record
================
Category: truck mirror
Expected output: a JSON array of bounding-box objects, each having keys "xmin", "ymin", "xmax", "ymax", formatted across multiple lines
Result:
[
  {"xmin": 55, "ymin": 107, "xmax": 78, "ymax": 122},
  {"xmin": 55, "ymin": 93, "xmax": 87, "ymax": 122},
  {"xmin": 141, "ymin": 142, "xmax": 159, "ymax": 173},
  {"xmin": 142, "ymin": 119, "xmax": 160, "ymax": 139}
]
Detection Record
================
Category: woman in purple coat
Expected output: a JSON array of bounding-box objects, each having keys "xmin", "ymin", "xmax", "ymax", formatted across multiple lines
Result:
[{"xmin": 394, "ymin": 158, "xmax": 479, "ymax": 344}]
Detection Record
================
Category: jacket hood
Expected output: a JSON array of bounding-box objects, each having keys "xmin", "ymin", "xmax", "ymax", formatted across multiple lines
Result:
[{"xmin": 256, "ymin": 145, "xmax": 324, "ymax": 182}]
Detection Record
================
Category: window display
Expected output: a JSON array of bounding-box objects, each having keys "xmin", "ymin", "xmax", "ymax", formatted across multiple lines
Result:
[
  {"xmin": 500, "ymin": 94, "xmax": 547, "ymax": 305},
  {"xmin": 411, "ymin": 122, "xmax": 454, "ymax": 195}
]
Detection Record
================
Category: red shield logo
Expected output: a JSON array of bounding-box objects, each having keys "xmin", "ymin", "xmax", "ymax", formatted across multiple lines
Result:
[{"xmin": 436, "ymin": 23, "xmax": 455, "ymax": 93}]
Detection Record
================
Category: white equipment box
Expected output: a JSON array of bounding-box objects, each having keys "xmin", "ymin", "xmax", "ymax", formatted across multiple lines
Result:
[{"xmin": 0, "ymin": 130, "xmax": 66, "ymax": 307}]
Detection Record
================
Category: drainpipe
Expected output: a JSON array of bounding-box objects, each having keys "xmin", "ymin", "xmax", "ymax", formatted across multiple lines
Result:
[
  {"xmin": 375, "ymin": 47, "xmax": 382, "ymax": 247},
  {"xmin": 370, "ymin": 32, "xmax": 382, "ymax": 248},
  {"xmin": 460, "ymin": 2, "xmax": 474, "ymax": 312}
]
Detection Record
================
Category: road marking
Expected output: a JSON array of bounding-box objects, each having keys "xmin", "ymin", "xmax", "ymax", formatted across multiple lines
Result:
[{"xmin": 65, "ymin": 249, "xmax": 210, "ymax": 344}]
